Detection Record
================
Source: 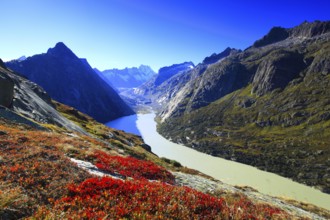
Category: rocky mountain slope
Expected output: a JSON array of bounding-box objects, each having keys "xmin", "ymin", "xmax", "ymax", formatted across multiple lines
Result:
[
  {"xmin": 119, "ymin": 61, "xmax": 196, "ymax": 110},
  {"xmin": 127, "ymin": 49, "xmax": 240, "ymax": 110},
  {"xmin": 1, "ymin": 59, "xmax": 329, "ymax": 219},
  {"xmin": 6, "ymin": 42, "xmax": 134, "ymax": 122},
  {"xmin": 157, "ymin": 21, "xmax": 330, "ymax": 193},
  {"xmin": 133, "ymin": 62, "xmax": 195, "ymax": 96},
  {"xmin": 0, "ymin": 59, "xmax": 86, "ymax": 133},
  {"xmin": 95, "ymin": 65, "xmax": 155, "ymax": 89}
]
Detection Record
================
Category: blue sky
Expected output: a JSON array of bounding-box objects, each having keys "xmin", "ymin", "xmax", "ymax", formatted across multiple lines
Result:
[{"xmin": 1, "ymin": 0, "xmax": 329, "ymax": 71}]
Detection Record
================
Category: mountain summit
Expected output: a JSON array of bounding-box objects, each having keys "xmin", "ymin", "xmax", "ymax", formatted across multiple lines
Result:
[
  {"xmin": 46, "ymin": 42, "xmax": 77, "ymax": 59},
  {"xmin": 6, "ymin": 42, "xmax": 134, "ymax": 122}
]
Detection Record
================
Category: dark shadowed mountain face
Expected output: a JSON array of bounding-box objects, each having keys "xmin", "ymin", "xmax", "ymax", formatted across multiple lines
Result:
[
  {"xmin": 96, "ymin": 65, "xmax": 156, "ymax": 89},
  {"xmin": 156, "ymin": 20, "xmax": 330, "ymax": 193},
  {"xmin": 6, "ymin": 42, "xmax": 134, "ymax": 123}
]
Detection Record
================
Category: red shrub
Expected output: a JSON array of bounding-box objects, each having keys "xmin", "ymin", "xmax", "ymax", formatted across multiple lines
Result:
[
  {"xmin": 34, "ymin": 177, "xmax": 226, "ymax": 219},
  {"xmin": 94, "ymin": 150, "xmax": 175, "ymax": 184},
  {"xmin": 34, "ymin": 177, "xmax": 288, "ymax": 219}
]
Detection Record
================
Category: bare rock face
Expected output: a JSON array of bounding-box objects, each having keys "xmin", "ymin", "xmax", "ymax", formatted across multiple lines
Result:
[
  {"xmin": 253, "ymin": 21, "xmax": 330, "ymax": 48},
  {"xmin": 251, "ymin": 50, "xmax": 306, "ymax": 96},
  {"xmin": 253, "ymin": 27, "xmax": 289, "ymax": 48},
  {"xmin": 0, "ymin": 62, "xmax": 87, "ymax": 134},
  {"xmin": 307, "ymin": 50, "xmax": 330, "ymax": 76},
  {"xmin": 289, "ymin": 20, "xmax": 330, "ymax": 38},
  {"xmin": 202, "ymin": 47, "xmax": 241, "ymax": 65},
  {"xmin": 188, "ymin": 60, "xmax": 250, "ymax": 110},
  {"xmin": 0, "ymin": 60, "xmax": 14, "ymax": 107}
]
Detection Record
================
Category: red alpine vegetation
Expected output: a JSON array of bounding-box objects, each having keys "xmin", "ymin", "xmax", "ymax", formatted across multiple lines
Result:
[
  {"xmin": 34, "ymin": 177, "xmax": 226, "ymax": 219},
  {"xmin": 94, "ymin": 150, "xmax": 175, "ymax": 184},
  {"xmin": 33, "ymin": 177, "xmax": 287, "ymax": 219}
]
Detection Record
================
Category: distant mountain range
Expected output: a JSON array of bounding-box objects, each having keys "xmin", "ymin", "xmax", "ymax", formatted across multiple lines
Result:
[
  {"xmin": 127, "ymin": 50, "xmax": 240, "ymax": 109},
  {"xmin": 6, "ymin": 42, "xmax": 134, "ymax": 122},
  {"xmin": 119, "ymin": 61, "xmax": 196, "ymax": 110},
  {"xmin": 94, "ymin": 65, "xmax": 155, "ymax": 89}
]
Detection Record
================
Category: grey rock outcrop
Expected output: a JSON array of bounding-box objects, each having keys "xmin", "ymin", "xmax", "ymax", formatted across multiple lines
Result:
[
  {"xmin": 307, "ymin": 49, "xmax": 330, "ymax": 76},
  {"xmin": 251, "ymin": 50, "xmax": 306, "ymax": 96},
  {"xmin": 253, "ymin": 27, "xmax": 289, "ymax": 48},
  {"xmin": 289, "ymin": 20, "xmax": 330, "ymax": 38},
  {"xmin": 0, "ymin": 63, "xmax": 87, "ymax": 134},
  {"xmin": 202, "ymin": 47, "xmax": 241, "ymax": 65},
  {"xmin": 253, "ymin": 21, "xmax": 330, "ymax": 48},
  {"xmin": 188, "ymin": 60, "xmax": 250, "ymax": 110},
  {"xmin": 0, "ymin": 59, "xmax": 14, "ymax": 107}
]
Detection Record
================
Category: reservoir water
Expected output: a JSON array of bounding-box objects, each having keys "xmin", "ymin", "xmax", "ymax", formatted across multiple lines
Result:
[{"xmin": 106, "ymin": 113, "xmax": 330, "ymax": 210}]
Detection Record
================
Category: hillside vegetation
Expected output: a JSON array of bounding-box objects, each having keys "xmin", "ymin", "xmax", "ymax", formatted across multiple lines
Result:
[{"xmin": 1, "ymin": 108, "xmax": 302, "ymax": 219}]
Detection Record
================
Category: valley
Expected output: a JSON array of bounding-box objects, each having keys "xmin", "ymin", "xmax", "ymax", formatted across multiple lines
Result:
[
  {"xmin": 0, "ymin": 6, "xmax": 329, "ymax": 218},
  {"xmin": 121, "ymin": 21, "xmax": 330, "ymax": 196}
]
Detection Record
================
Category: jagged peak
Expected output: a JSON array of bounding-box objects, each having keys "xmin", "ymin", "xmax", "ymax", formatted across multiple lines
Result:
[
  {"xmin": 47, "ymin": 42, "xmax": 77, "ymax": 58},
  {"xmin": 158, "ymin": 61, "xmax": 194, "ymax": 73},
  {"xmin": 253, "ymin": 20, "xmax": 330, "ymax": 48},
  {"xmin": 253, "ymin": 27, "xmax": 289, "ymax": 48},
  {"xmin": 54, "ymin": 42, "xmax": 68, "ymax": 49},
  {"xmin": 202, "ymin": 47, "xmax": 241, "ymax": 64}
]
